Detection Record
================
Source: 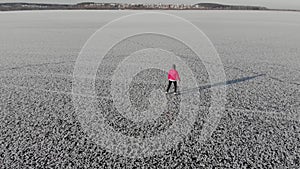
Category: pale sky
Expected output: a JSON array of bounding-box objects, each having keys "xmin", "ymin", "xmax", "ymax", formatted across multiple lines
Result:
[{"xmin": 1, "ymin": 0, "xmax": 300, "ymax": 10}]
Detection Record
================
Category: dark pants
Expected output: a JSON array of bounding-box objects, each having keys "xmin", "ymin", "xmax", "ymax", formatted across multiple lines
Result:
[{"xmin": 166, "ymin": 80, "xmax": 177, "ymax": 93}]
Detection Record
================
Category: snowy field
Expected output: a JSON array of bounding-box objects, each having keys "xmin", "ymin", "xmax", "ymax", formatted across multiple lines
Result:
[{"xmin": 0, "ymin": 10, "xmax": 299, "ymax": 168}]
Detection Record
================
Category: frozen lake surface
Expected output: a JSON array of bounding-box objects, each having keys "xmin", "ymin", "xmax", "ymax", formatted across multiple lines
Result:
[{"xmin": 0, "ymin": 10, "xmax": 299, "ymax": 168}]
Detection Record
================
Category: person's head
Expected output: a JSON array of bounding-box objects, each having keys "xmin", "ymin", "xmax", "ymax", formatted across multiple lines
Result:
[{"xmin": 172, "ymin": 64, "xmax": 176, "ymax": 70}]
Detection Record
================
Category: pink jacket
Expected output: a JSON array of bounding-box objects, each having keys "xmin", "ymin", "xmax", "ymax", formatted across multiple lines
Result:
[{"xmin": 168, "ymin": 69, "xmax": 180, "ymax": 81}]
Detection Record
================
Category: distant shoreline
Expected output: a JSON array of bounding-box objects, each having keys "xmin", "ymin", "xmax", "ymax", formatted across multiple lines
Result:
[{"xmin": 0, "ymin": 2, "xmax": 299, "ymax": 12}]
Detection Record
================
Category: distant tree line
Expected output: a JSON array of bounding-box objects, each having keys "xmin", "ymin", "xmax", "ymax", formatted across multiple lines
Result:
[{"xmin": 0, "ymin": 2, "xmax": 272, "ymax": 11}]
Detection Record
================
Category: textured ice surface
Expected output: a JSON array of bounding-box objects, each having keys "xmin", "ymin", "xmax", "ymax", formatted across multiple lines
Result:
[{"xmin": 0, "ymin": 10, "xmax": 299, "ymax": 168}]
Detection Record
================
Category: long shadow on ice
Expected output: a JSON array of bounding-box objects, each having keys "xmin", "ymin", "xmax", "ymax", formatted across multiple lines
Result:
[{"xmin": 178, "ymin": 74, "xmax": 266, "ymax": 95}]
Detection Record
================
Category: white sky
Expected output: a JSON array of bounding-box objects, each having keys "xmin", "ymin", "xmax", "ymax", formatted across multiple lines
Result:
[{"xmin": 1, "ymin": 0, "xmax": 300, "ymax": 10}]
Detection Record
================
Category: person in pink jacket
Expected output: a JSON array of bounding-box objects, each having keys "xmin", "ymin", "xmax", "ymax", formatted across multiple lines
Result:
[{"xmin": 166, "ymin": 64, "xmax": 180, "ymax": 94}]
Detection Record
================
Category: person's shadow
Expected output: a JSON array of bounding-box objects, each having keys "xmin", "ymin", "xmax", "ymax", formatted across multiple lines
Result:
[{"xmin": 178, "ymin": 74, "xmax": 266, "ymax": 95}]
